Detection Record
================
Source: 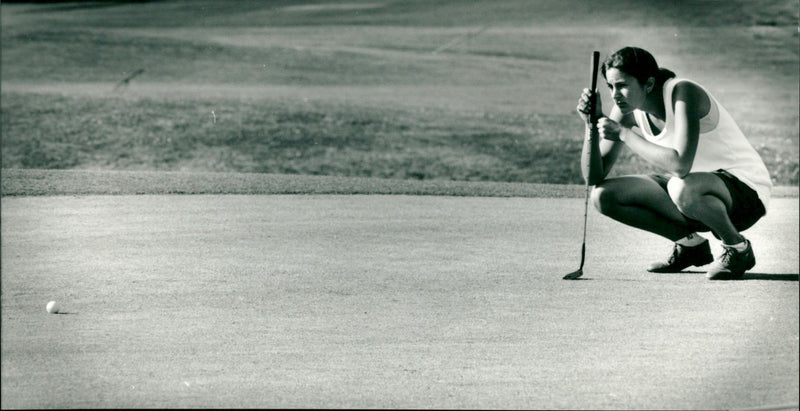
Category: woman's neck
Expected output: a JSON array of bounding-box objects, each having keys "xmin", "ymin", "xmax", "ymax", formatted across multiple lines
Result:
[{"xmin": 642, "ymin": 83, "xmax": 666, "ymax": 121}]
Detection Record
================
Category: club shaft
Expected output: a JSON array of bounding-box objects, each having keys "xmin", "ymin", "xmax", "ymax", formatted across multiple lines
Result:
[{"xmin": 579, "ymin": 182, "xmax": 589, "ymax": 270}]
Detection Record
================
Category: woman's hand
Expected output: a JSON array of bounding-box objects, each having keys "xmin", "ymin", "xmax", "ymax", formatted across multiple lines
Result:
[
  {"xmin": 597, "ymin": 117, "xmax": 622, "ymax": 141},
  {"xmin": 576, "ymin": 88, "xmax": 603, "ymax": 123}
]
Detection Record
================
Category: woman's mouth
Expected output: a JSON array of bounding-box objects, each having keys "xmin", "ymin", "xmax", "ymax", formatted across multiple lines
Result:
[{"xmin": 616, "ymin": 101, "xmax": 632, "ymax": 112}]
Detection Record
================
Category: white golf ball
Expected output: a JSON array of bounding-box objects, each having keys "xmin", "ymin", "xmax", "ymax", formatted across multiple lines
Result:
[{"xmin": 46, "ymin": 301, "xmax": 60, "ymax": 314}]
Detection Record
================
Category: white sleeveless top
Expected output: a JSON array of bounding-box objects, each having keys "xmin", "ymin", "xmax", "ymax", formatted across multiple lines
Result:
[{"xmin": 632, "ymin": 78, "xmax": 772, "ymax": 211}]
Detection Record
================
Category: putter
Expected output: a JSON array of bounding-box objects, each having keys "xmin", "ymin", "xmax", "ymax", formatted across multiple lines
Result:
[
  {"xmin": 563, "ymin": 183, "xmax": 590, "ymax": 280},
  {"xmin": 564, "ymin": 51, "xmax": 600, "ymax": 280}
]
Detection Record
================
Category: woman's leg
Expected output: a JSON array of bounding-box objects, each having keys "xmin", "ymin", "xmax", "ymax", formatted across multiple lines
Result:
[
  {"xmin": 666, "ymin": 172, "xmax": 757, "ymax": 279},
  {"xmin": 591, "ymin": 174, "xmax": 717, "ymax": 273},
  {"xmin": 665, "ymin": 173, "xmax": 742, "ymax": 245},
  {"xmin": 590, "ymin": 175, "xmax": 700, "ymax": 241}
]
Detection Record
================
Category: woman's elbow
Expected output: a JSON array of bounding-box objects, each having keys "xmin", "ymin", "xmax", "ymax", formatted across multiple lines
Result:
[
  {"xmin": 668, "ymin": 152, "xmax": 694, "ymax": 178},
  {"xmin": 669, "ymin": 164, "xmax": 692, "ymax": 179}
]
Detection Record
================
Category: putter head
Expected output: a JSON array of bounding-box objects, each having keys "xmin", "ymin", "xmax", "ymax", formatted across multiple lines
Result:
[{"xmin": 563, "ymin": 268, "xmax": 583, "ymax": 280}]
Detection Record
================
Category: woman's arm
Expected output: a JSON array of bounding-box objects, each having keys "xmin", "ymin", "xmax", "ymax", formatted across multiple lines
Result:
[
  {"xmin": 579, "ymin": 89, "xmax": 626, "ymax": 184},
  {"xmin": 594, "ymin": 105, "xmax": 628, "ymax": 179},
  {"xmin": 619, "ymin": 82, "xmax": 709, "ymax": 177}
]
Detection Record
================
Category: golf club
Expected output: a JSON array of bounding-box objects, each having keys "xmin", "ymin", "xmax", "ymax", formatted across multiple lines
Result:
[{"xmin": 563, "ymin": 50, "xmax": 600, "ymax": 280}]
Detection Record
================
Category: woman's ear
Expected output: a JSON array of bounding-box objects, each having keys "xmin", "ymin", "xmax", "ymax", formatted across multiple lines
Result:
[{"xmin": 645, "ymin": 77, "xmax": 655, "ymax": 94}]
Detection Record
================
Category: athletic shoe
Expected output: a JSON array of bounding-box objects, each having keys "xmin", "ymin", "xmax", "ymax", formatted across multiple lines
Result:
[
  {"xmin": 705, "ymin": 240, "xmax": 756, "ymax": 280},
  {"xmin": 647, "ymin": 240, "xmax": 714, "ymax": 273}
]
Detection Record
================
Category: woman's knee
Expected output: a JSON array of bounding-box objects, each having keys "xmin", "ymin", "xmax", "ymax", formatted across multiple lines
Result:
[
  {"xmin": 590, "ymin": 183, "xmax": 619, "ymax": 215},
  {"xmin": 666, "ymin": 176, "xmax": 704, "ymax": 215}
]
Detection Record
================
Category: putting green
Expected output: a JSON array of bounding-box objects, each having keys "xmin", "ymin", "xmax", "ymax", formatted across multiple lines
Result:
[{"xmin": 2, "ymin": 195, "xmax": 797, "ymax": 409}]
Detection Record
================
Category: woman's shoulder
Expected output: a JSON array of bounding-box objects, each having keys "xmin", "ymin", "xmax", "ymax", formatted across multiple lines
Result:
[
  {"xmin": 667, "ymin": 78, "xmax": 710, "ymax": 99},
  {"xmin": 668, "ymin": 78, "xmax": 711, "ymax": 116}
]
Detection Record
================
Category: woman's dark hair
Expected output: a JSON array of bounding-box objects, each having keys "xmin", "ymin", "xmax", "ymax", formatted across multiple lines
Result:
[{"xmin": 601, "ymin": 47, "xmax": 676, "ymax": 86}]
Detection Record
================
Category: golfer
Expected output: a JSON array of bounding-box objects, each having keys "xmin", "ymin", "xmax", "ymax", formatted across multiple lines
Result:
[{"xmin": 576, "ymin": 46, "xmax": 772, "ymax": 279}]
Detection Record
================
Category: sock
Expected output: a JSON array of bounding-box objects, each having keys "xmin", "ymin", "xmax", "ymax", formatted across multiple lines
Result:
[
  {"xmin": 676, "ymin": 233, "xmax": 706, "ymax": 247},
  {"xmin": 724, "ymin": 240, "xmax": 749, "ymax": 252}
]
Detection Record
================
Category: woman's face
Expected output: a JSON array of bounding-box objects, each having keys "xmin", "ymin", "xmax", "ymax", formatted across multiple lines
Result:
[{"xmin": 605, "ymin": 68, "xmax": 650, "ymax": 114}]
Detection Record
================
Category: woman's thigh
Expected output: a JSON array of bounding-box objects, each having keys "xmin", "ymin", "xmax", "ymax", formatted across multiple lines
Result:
[
  {"xmin": 593, "ymin": 175, "xmax": 688, "ymax": 222},
  {"xmin": 666, "ymin": 172, "xmax": 733, "ymax": 211},
  {"xmin": 668, "ymin": 170, "xmax": 766, "ymax": 232}
]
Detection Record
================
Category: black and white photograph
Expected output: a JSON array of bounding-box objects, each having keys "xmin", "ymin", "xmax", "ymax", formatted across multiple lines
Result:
[{"xmin": 1, "ymin": 0, "xmax": 798, "ymax": 409}]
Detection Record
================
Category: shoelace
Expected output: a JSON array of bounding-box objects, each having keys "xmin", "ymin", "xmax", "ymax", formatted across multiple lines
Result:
[
  {"xmin": 718, "ymin": 246, "xmax": 737, "ymax": 265},
  {"xmin": 667, "ymin": 244, "xmax": 682, "ymax": 264}
]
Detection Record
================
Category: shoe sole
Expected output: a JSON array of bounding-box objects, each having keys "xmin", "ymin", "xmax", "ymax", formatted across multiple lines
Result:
[
  {"xmin": 706, "ymin": 259, "xmax": 756, "ymax": 280},
  {"xmin": 647, "ymin": 256, "xmax": 715, "ymax": 273}
]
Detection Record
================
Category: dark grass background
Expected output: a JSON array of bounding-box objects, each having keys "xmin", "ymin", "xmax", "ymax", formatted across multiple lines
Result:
[{"xmin": 2, "ymin": 0, "xmax": 798, "ymax": 187}]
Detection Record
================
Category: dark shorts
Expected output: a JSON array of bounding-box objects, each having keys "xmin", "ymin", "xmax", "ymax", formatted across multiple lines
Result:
[{"xmin": 649, "ymin": 169, "xmax": 766, "ymax": 234}]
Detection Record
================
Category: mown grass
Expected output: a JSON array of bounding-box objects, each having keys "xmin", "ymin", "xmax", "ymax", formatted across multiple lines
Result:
[
  {"xmin": 1, "ymin": 0, "xmax": 797, "ymax": 186},
  {"xmin": 1, "ymin": 92, "xmax": 584, "ymax": 182},
  {"xmin": 3, "ymin": 89, "xmax": 795, "ymax": 185}
]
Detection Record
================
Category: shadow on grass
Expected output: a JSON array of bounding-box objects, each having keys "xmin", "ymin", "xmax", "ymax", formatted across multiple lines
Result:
[
  {"xmin": 646, "ymin": 271, "xmax": 798, "ymax": 281},
  {"xmin": 741, "ymin": 273, "xmax": 799, "ymax": 282},
  {"xmin": 650, "ymin": 270, "xmax": 705, "ymax": 275}
]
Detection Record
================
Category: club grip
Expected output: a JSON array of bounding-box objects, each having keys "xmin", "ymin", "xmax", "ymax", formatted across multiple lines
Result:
[
  {"xmin": 589, "ymin": 51, "xmax": 600, "ymax": 119},
  {"xmin": 590, "ymin": 51, "xmax": 600, "ymax": 93}
]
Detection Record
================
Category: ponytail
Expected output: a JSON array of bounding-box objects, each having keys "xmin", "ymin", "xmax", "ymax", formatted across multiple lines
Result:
[{"xmin": 655, "ymin": 67, "xmax": 676, "ymax": 84}]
